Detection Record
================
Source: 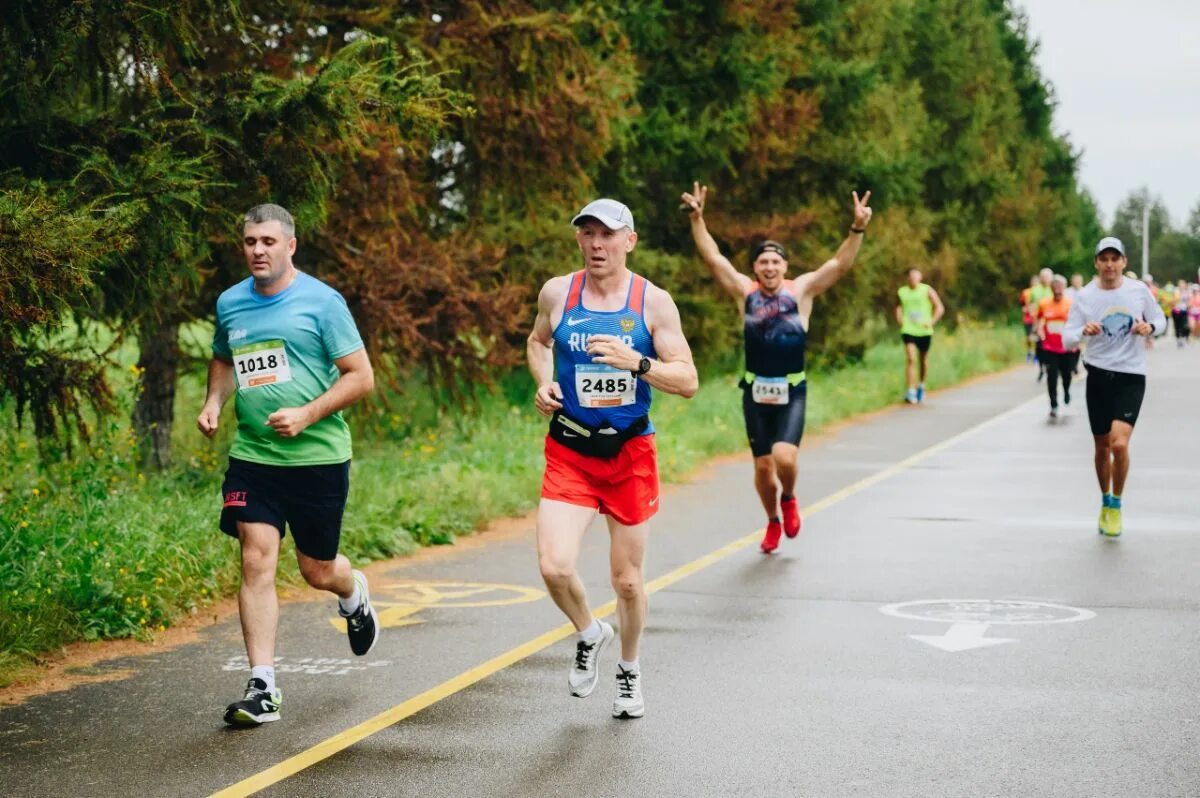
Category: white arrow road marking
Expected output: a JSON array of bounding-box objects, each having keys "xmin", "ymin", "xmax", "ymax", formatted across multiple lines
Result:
[{"xmin": 909, "ymin": 622, "xmax": 1017, "ymax": 652}]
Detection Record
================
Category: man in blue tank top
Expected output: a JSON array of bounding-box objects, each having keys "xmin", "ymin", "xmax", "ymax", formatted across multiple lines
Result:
[
  {"xmin": 682, "ymin": 182, "xmax": 873, "ymax": 553},
  {"xmin": 527, "ymin": 198, "xmax": 699, "ymax": 720}
]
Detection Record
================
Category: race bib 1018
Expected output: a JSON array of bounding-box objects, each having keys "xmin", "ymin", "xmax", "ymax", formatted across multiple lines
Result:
[{"xmin": 232, "ymin": 340, "xmax": 292, "ymax": 389}]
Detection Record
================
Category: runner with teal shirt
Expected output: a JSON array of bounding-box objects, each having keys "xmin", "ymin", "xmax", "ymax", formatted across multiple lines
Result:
[{"xmin": 197, "ymin": 204, "xmax": 380, "ymax": 726}]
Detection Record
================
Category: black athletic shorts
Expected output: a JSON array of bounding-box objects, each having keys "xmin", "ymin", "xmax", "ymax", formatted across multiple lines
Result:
[
  {"xmin": 219, "ymin": 457, "xmax": 351, "ymax": 561},
  {"xmin": 901, "ymin": 333, "xmax": 932, "ymax": 354},
  {"xmin": 743, "ymin": 383, "xmax": 807, "ymax": 457},
  {"xmin": 1084, "ymin": 364, "xmax": 1146, "ymax": 436}
]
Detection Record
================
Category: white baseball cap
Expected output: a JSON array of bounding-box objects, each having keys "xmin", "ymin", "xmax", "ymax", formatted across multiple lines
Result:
[
  {"xmin": 1094, "ymin": 236, "xmax": 1125, "ymax": 256},
  {"xmin": 571, "ymin": 198, "xmax": 635, "ymax": 231}
]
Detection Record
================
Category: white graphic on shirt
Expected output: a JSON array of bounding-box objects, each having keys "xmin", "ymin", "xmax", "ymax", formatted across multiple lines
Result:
[{"xmin": 1100, "ymin": 307, "xmax": 1134, "ymax": 337}]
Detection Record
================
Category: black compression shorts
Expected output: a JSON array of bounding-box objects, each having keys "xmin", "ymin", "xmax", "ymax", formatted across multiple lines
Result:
[
  {"xmin": 219, "ymin": 457, "xmax": 351, "ymax": 560},
  {"xmin": 743, "ymin": 383, "xmax": 807, "ymax": 457},
  {"xmin": 1084, "ymin": 364, "xmax": 1146, "ymax": 436},
  {"xmin": 901, "ymin": 333, "xmax": 932, "ymax": 354}
]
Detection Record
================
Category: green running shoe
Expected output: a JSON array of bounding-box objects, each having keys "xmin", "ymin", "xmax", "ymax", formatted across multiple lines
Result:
[{"xmin": 1098, "ymin": 506, "xmax": 1123, "ymax": 538}]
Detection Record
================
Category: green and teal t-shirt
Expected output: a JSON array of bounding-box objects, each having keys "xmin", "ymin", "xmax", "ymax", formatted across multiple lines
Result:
[
  {"xmin": 897, "ymin": 283, "xmax": 934, "ymax": 336},
  {"xmin": 212, "ymin": 271, "xmax": 364, "ymax": 466}
]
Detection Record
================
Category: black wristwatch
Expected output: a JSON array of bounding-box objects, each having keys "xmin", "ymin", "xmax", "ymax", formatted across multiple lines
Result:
[{"xmin": 632, "ymin": 356, "xmax": 652, "ymax": 378}]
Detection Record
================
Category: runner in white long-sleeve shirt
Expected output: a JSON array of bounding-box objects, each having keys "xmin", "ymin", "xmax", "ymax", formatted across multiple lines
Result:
[{"xmin": 1062, "ymin": 237, "xmax": 1166, "ymax": 538}]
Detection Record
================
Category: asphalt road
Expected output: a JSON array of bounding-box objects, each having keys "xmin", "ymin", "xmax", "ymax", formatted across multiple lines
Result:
[{"xmin": 2, "ymin": 345, "xmax": 1197, "ymax": 798}]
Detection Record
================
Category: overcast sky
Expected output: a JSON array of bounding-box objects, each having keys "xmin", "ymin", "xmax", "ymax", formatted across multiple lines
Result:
[{"xmin": 1017, "ymin": 0, "xmax": 1200, "ymax": 228}]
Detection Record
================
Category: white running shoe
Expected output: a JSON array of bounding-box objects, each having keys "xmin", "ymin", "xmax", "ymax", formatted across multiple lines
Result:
[
  {"xmin": 612, "ymin": 664, "xmax": 644, "ymax": 719},
  {"xmin": 568, "ymin": 621, "xmax": 614, "ymax": 698}
]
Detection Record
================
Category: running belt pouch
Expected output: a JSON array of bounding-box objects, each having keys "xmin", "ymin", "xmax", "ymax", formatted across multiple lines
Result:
[{"xmin": 549, "ymin": 411, "xmax": 648, "ymax": 459}]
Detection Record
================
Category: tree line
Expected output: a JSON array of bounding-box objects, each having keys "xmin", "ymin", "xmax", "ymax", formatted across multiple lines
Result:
[
  {"xmin": 1106, "ymin": 189, "xmax": 1200, "ymax": 284},
  {"xmin": 2, "ymin": 0, "xmax": 1101, "ymax": 467}
]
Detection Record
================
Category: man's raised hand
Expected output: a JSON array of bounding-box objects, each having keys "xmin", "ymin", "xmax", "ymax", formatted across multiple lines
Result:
[
  {"xmin": 852, "ymin": 190, "xmax": 873, "ymax": 229},
  {"xmin": 681, "ymin": 181, "xmax": 707, "ymax": 219}
]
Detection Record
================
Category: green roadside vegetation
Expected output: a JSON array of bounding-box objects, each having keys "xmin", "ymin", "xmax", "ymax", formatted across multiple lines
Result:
[{"xmin": 0, "ymin": 321, "xmax": 1022, "ymax": 687}]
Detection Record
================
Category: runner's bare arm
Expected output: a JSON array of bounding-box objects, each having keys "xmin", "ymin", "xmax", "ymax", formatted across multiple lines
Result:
[
  {"xmin": 265, "ymin": 348, "xmax": 374, "ymax": 438},
  {"xmin": 800, "ymin": 190, "xmax": 873, "ymax": 298},
  {"xmin": 929, "ymin": 287, "xmax": 945, "ymax": 325},
  {"xmin": 682, "ymin": 181, "xmax": 751, "ymax": 301},
  {"xmin": 586, "ymin": 286, "xmax": 698, "ymax": 398},
  {"xmin": 197, "ymin": 358, "xmax": 236, "ymax": 438},
  {"xmin": 528, "ymin": 276, "xmax": 569, "ymax": 416},
  {"xmin": 894, "ymin": 300, "xmax": 903, "ymax": 327}
]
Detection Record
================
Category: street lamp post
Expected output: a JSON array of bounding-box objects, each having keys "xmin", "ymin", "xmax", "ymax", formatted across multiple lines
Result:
[{"xmin": 1141, "ymin": 203, "xmax": 1150, "ymax": 279}]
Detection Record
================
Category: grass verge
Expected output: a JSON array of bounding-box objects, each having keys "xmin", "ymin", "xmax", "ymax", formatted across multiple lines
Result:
[{"xmin": 0, "ymin": 321, "xmax": 1022, "ymax": 687}]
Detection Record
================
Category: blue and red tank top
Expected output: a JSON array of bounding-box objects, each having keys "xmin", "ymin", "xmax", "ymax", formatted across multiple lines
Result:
[
  {"xmin": 743, "ymin": 279, "xmax": 807, "ymax": 379},
  {"xmin": 553, "ymin": 271, "xmax": 656, "ymax": 434}
]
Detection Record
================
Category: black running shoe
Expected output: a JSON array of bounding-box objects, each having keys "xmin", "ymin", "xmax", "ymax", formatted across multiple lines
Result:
[
  {"xmin": 340, "ymin": 569, "xmax": 380, "ymax": 656},
  {"xmin": 223, "ymin": 678, "xmax": 281, "ymax": 726}
]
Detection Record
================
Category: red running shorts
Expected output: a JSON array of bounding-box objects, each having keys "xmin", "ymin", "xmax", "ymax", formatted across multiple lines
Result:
[{"xmin": 541, "ymin": 434, "xmax": 660, "ymax": 527}]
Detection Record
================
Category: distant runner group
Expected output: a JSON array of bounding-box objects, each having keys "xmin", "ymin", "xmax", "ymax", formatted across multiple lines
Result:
[{"xmin": 198, "ymin": 195, "xmax": 1171, "ymax": 726}]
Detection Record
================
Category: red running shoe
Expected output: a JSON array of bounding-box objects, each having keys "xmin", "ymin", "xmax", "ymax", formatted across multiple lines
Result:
[
  {"xmin": 760, "ymin": 519, "xmax": 783, "ymax": 553},
  {"xmin": 781, "ymin": 497, "xmax": 802, "ymax": 538}
]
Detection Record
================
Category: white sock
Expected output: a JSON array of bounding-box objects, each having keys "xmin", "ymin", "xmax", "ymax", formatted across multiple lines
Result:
[
  {"xmin": 618, "ymin": 659, "xmax": 639, "ymax": 672},
  {"xmin": 579, "ymin": 619, "xmax": 602, "ymax": 643},
  {"xmin": 250, "ymin": 665, "xmax": 276, "ymax": 692},
  {"xmin": 338, "ymin": 583, "xmax": 362, "ymax": 615}
]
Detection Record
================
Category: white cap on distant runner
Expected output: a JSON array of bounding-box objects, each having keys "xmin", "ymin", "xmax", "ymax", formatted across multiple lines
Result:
[
  {"xmin": 572, "ymin": 198, "xmax": 635, "ymax": 231},
  {"xmin": 1095, "ymin": 236, "xmax": 1125, "ymax": 256}
]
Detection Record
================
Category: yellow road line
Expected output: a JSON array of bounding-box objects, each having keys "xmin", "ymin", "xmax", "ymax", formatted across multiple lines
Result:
[{"xmin": 210, "ymin": 393, "xmax": 1039, "ymax": 797}]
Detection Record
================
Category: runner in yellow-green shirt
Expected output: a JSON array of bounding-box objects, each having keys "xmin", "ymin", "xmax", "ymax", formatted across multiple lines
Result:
[
  {"xmin": 1027, "ymin": 268, "xmax": 1054, "ymax": 381},
  {"xmin": 896, "ymin": 268, "xmax": 945, "ymax": 404}
]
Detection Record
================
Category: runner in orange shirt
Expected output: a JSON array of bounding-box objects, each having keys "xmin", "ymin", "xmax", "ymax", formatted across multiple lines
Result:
[{"xmin": 1036, "ymin": 274, "xmax": 1079, "ymax": 420}]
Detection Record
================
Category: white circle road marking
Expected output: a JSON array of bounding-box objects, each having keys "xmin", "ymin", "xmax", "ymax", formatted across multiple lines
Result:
[{"xmin": 880, "ymin": 599, "xmax": 1096, "ymax": 626}]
